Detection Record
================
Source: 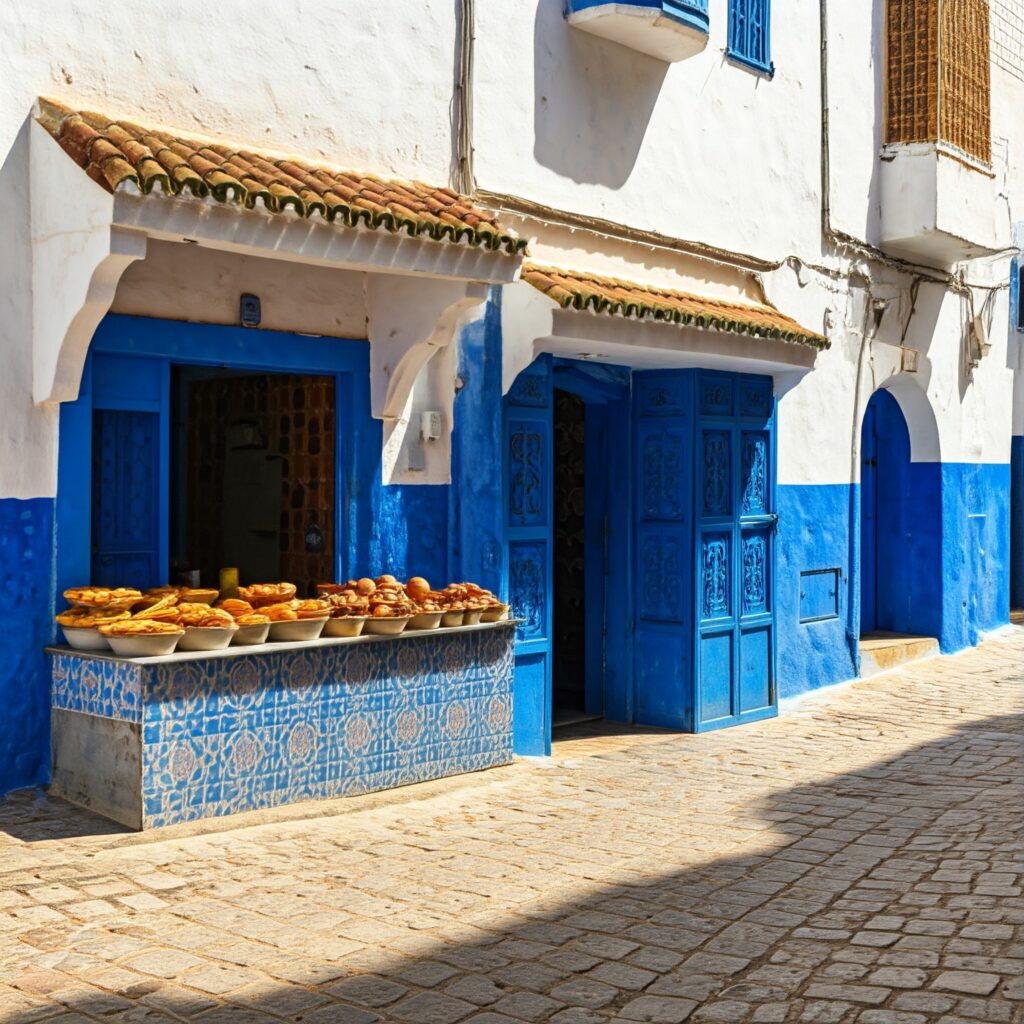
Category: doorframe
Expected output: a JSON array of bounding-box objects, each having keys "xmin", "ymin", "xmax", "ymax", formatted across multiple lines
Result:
[
  {"xmin": 503, "ymin": 356, "xmax": 632, "ymax": 755},
  {"xmin": 55, "ymin": 314, "xmax": 369, "ymax": 630},
  {"xmin": 551, "ymin": 361, "xmax": 632, "ymax": 723}
]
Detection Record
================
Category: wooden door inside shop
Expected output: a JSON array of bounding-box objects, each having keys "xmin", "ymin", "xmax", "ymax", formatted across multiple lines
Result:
[{"xmin": 172, "ymin": 369, "xmax": 336, "ymax": 597}]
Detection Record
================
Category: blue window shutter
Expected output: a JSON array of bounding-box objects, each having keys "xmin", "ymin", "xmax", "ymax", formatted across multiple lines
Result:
[{"xmin": 728, "ymin": 0, "xmax": 773, "ymax": 76}]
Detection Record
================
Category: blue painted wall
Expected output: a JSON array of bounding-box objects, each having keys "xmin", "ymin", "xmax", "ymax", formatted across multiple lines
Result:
[
  {"xmin": 776, "ymin": 484, "xmax": 857, "ymax": 699},
  {"xmin": 1010, "ymin": 435, "xmax": 1024, "ymax": 609},
  {"xmin": 0, "ymin": 498, "xmax": 55, "ymax": 794},
  {"xmin": 938, "ymin": 462, "xmax": 1010, "ymax": 649},
  {"xmin": 775, "ymin": 457, "xmax": 1010, "ymax": 703},
  {"xmin": 451, "ymin": 293, "xmax": 505, "ymax": 596}
]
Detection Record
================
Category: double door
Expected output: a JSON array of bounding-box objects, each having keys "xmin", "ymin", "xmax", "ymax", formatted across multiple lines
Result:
[{"xmin": 504, "ymin": 365, "xmax": 777, "ymax": 752}]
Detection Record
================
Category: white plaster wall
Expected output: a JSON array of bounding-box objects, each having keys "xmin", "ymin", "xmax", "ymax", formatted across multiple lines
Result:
[
  {"xmin": 112, "ymin": 242, "xmax": 369, "ymax": 339},
  {"xmin": 473, "ymin": 0, "xmax": 824, "ymax": 263},
  {"xmin": 0, "ymin": 0, "xmax": 460, "ymax": 498},
  {"xmin": 2, "ymin": 0, "xmax": 1023, "ymax": 500}
]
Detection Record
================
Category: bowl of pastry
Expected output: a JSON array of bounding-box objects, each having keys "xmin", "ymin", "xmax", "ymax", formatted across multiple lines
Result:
[
  {"xmin": 481, "ymin": 602, "xmax": 511, "ymax": 622},
  {"xmin": 215, "ymin": 600, "xmax": 271, "ymax": 645},
  {"xmin": 175, "ymin": 604, "xmax": 239, "ymax": 651},
  {"xmin": 99, "ymin": 619, "xmax": 185, "ymax": 658},
  {"xmin": 63, "ymin": 586, "xmax": 143, "ymax": 611},
  {"xmin": 264, "ymin": 599, "xmax": 330, "ymax": 642},
  {"xmin": 55, "ymin": 607, "xmax": 131, "ymax": 650}
]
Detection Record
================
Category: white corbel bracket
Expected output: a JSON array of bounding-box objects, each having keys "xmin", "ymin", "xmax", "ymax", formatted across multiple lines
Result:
[
  {"xmin": 30, "ymin": 120, "xmax": 147, "ymax": 405},
  {"xmin": 367, "ymin": 276, "xmax": 489, "ymax": 485}
]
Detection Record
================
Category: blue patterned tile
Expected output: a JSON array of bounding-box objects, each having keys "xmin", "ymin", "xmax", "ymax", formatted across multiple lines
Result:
[{"xmin": 51, "ymin": 627, "xmax": 513, "ymax": 828}]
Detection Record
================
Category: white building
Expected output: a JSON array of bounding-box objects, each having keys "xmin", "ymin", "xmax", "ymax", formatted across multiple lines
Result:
[{"xmin": 1, "ymin": 0, "xmax": 1021, "ymax": 807}]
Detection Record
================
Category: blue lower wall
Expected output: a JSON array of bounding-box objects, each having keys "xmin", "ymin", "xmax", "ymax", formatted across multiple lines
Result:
[
  {"xmin": 1011, "ymin": 436, "xmax": 1024, "ymax": 609},
  {"xmin": 938, "ymin": 462, "xmax": 1010, "ymax": 649},
  {"xmin": 0, "ymin": 498, "xmax": 55, "ymax": 794},
  {"xmin": 776, "ymin": 461, "xmax": 1010, "ymax": 701},
  {"xmin": 776, "ymin": 484, "xmax": 857, "ymax": 699}
]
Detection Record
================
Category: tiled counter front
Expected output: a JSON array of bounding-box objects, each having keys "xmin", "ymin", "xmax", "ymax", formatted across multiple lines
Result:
[{"xmin": 48, "ymin": 623, "xmax": 515, "ymax": 829}]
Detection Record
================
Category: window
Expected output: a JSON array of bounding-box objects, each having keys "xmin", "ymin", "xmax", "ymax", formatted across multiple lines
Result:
[
  {"xmin": 728, "ymin": 0, "xmax": 773, "ymax": 75},
  {"xmin": 885, "ymin": 0, "xmax": 991, "ymax": 165}
]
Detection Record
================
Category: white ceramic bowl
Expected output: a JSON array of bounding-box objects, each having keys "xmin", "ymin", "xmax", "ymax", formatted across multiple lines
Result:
[
  {"xmin": 463, "ymin": 610, "xmax": 484, "ymax": 625},
  {"xmin": 176, "ymin": 625, "xmax": 237, "ymax": 652},
  {"xmin": 323, "ymin": 616, "xmax": 367, "ymax": 638},
  {"xmin": 106, "ymin": 631, "xmax": 184, "ymax": 658},
  {"xmin": 480, "ymin": 604, "xmax": 511, "ymax": 622},
  {"xmin": 407, "ymin": 611, "xmax": 443, "ymax": 630},
  {"xmin": 61, "ymin": 626, "xmax": 111, "ymax": 651},
  {"xmin": 441, "ymin": 610, "xmax": 465, "ymax": 628},
  {"xmin": 364, "ymin": 615, "xmax": 411, "ymax": 636},
  {"xmin": 231, "ymin": 622, "xmax": 271, "ymax": 646},
  {"xmin": 268, "ymin": 617, "xmax": 328, "ymax": 642}
]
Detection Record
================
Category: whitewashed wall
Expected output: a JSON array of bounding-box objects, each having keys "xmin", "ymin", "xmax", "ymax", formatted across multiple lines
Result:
[
  {"xmin": 0, "ymin": 0, "xmax": 460, "ymax": 498},
  {"xmin": 1, "ymin": 0, "xmax": 1022, "ymax": 499}
]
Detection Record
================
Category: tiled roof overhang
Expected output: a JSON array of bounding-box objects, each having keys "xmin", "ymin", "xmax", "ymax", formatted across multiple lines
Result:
[
  {"xmin": 37, "ymin": 98, "xmax": 526, "ymax": 256},
  {"xmin": 523, "ymin": 264, "xmax": 829, "ymax": 350}
]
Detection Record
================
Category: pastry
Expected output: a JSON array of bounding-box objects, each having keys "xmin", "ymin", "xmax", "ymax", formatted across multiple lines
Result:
[
  {"xmin": 234, "ymin": 612, "xmax": 270, "ymax": 626},
  {"xmin": 56, "ymin": 607, "xmax": 130, "ymax": 628},
  {"xmin": 131, "ymin": 594, "xmax": 179, "ymax": 620},
  {"xmin": 218, "ymin": 598, "xmax": 255, "ymax": 618},
  {"xmin": 263, "ymin": 603, "xmax": 298, "ymax": 621},
  {"xmin": 177, "ymin": 603, "xmax": 236, "ymax": 628},
  {"xmin": 100, "ymin": 619, "xmax": 184, "ymax": 637},
  {"xmin": 63, "ymin": 586, "xmax": 143, "ymax": 608},
  {"xmin": 238, "ymin": 582, "xmax": 297, "ymax": 607}
]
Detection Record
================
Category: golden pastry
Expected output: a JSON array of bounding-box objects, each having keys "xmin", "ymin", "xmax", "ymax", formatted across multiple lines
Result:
[
  {"xmin": 238, "ymin": 582, "xmax": 297, "ymax": 606},
  {"xmin": 100, "ymin": 619, "xmax": 184, "ymax": 637},
  {"xmin": 63, "ymin": 586, "xmax": 143, "ymax": 608},
  {"xmin": 218, "ymin": 598, "xmax": 255, "ymax": 618},
  {"xmin": 56, "ymin": 607, "xmax": 130, "ymax": 628}
]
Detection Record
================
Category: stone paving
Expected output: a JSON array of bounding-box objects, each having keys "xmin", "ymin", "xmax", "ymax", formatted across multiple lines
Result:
[{"xmin": 1, "ymin": 629, "xmax": 1023, "ymax": 1024}]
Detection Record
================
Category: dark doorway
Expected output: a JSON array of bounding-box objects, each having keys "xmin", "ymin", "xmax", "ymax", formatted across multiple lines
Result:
[
  {"xmin": 552, "ymin": 389, "xmax": 591, "ymax": 726},
  {"xmin": 171, "ymin": 368, "xmax": 336, "ymax": 595}
]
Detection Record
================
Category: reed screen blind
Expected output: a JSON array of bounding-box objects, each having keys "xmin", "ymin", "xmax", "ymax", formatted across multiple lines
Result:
[{"xmin": 885, "ymin": 0, "xmax": 991, "ymax": 165}]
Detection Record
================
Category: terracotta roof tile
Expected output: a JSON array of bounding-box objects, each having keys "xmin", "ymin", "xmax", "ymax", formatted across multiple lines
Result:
[
  {"xmin": 37, "ymin": 98, "xmax": 526, "ymax": 256},
  {"xmin": 523, "ymin": 264, "xmax": 829, "ymax": 350}
]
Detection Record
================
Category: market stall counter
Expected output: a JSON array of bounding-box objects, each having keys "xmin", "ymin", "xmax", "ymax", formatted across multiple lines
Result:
[{"xmin": 48, "ymin": 620, "xmax": 516, "ymax": 829}]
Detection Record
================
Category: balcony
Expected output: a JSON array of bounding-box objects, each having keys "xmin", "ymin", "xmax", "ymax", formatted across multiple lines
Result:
[
  {"xmin": 564, "ymin": 0, "xmax": 709, "ymax": 63},
  {"xmin": 879, "ymin": 0, "xmax": 1005, "ymax": 265}
]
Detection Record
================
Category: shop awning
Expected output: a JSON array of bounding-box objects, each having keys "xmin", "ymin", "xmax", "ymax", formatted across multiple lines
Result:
[
  {"xmin": 37, "ymin": 98, "xmax": 526, "ymax": 256},
  {"xmin": 522, "ymin": 263, "xmax": 829, "ymax": 350}
]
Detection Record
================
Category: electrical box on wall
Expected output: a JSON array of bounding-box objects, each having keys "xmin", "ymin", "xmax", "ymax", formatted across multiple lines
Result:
[
  {"xmin": 420, "ymin": 411, "xmax": 442, "ymax": 441},
  {"xmin": 240, "ymin": 293, "xmax": 261, "ymax": 328}
]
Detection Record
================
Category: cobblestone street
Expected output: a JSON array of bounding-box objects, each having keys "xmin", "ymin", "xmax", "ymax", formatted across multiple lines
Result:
[{"xmin": 1, "ymin": 630, "xmax": 1022, "ymax": 1024}]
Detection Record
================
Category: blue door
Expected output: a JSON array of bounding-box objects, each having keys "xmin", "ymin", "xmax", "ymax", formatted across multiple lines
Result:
[
  {"xmin": 91, "ymin": 409, "xmax": 161, "ymax": 588},
  {"xmin": 860, "ymin": 400, "xmax": 878, "ymax": 631},
  {"xmin": 90, "ymin": 354, "xmax": 169, "ymax": 591},
  {"xmin": 633, "ymin": 372, "xmax": 695, "ymax": 729},
  {"xmin": 633, "ymin": 370, "xmax": 777, "ymax": 732},
  {"xmin": 504, "ymin": 361, "xmax": 554, "ymax": 755},
  {"xmin": 694, "ymin": 373, "xmax": 777, "ymax": 730}
]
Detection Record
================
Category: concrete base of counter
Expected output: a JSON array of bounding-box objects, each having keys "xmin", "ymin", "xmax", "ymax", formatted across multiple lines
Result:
[{"xmin": 49, "ymin": 623, "xmax": 515, "ymax": 829}]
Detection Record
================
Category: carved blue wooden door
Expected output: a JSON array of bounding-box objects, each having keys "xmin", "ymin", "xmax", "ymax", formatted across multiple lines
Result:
[
  {"xmin": 91, "ymin": 409, "xmax": 161, "ymax": 589},
  {"xmin": 633, "ymin": 372, "xmax": 695, "ymax": 729},
  {"xmin": 694, "ymin": 372, "xmax": 777, "ymax": 730},
  {"xmin": 90, "ymin": 354, "xmax": 169, "ymax": 591},
  {"xmin": 504, "ymin": 360, "xmax": 554, "ymax": 755}
]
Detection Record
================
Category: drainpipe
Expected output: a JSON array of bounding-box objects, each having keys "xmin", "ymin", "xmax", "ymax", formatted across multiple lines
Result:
[
  {"xmin": 820, "ymin": 0, "xmax": 864, "ymax": 676},
  {"xmin": 455, "ymin": 0, "xmax": 476, "ymax": 195}
]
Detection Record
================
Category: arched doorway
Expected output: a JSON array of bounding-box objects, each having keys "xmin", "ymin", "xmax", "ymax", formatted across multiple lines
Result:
[{"xmin": 859, "ymin": 388, "xmax": 942, "ymax": 641}]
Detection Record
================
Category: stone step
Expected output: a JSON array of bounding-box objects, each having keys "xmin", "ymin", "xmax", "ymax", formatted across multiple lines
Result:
[{"xmin": 859, "ymin": 632, "xmax": 939, "ymax": 677}]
